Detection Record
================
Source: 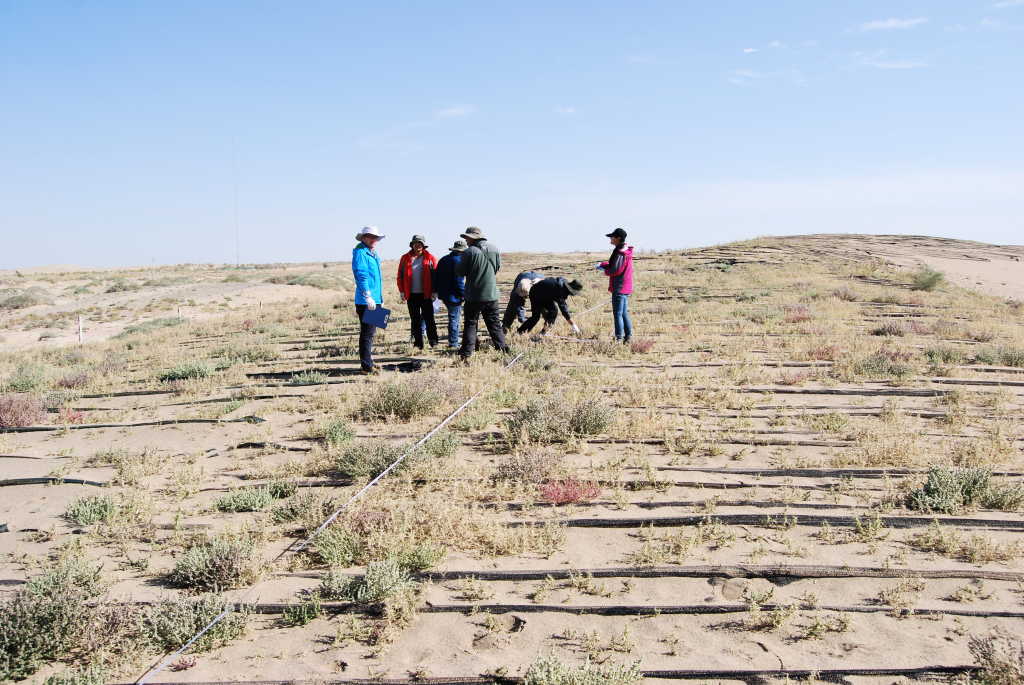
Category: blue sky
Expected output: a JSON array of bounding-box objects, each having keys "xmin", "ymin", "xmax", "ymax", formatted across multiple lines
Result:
[{"xmin": 1, "ymin": 1, "xmax": 1022, "ymax": 267}]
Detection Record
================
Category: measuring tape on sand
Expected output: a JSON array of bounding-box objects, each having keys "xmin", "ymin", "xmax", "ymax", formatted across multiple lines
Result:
[{"xmin": 135, "ymin": 352, "xmax": 524, "ymax": 684}]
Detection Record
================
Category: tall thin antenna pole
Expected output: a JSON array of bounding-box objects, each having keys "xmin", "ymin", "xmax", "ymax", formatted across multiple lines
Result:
[{"xmin": 232, "ymin": 137, "xmax": 240, "ymax": 267}]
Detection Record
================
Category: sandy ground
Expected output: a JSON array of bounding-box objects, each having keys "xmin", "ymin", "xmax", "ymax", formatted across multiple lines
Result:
[{"xmin": 1, "ymin": 235, "xmax": 1022, "ymax": 684}]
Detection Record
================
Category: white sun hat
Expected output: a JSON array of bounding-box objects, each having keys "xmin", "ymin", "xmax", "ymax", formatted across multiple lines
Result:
[{"xmin": 355, "ymin": 225, "xmax": 386, "ymax": 241}]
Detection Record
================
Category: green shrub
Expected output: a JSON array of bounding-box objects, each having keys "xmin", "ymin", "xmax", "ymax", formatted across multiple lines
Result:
[
  {"xmin": 851, "ymin": 352, "xmax": 914, "ymax": 379},
  {"xmin": 142, "ymin": 594, "xmax": 248, "ymax": 652},
  {"xmin": 104, "ymin": 279, "xmax": 139, "ymax": 293},
  {"xmin": 870, "ymin": 322, "xmax": 905, "ymax": 337},
  {"xmin": 318, "ymin": 559, "xmax": 415, "ymax": 604},
  {"xmin": 907, "ymin": 467, "xmax": 992, "ymax": 514},
  {"xmin": 115, "ymin": 317, "xmax": 183, "ymax": 338},
  {"xmin": 330, "ymin": 440, "xmax": 410, "ymax": 479},
  {"xmin": 906, "ymin": 467, "xmax": 1024, "ymax": 514},
  {"xmin": 910, "ymin": 266, "xmax": 945, "ymax": 291},
  {"xmin": 215, "ymin": 487, "xmax": 274, "ymax": 513},
  {"xmin": 5, "ymin": 362, "xmax": 50, "ymax": 392},
  {"xmin": 504, "ymin": 397, "xmax": 613, "ymax": 446},
  {"xmin": 0, "ymin": 559, "xmax": 103, "ymax": 680},
  {"xmin": 975, "ymin": 346, "xmax": 1024, "ymax": 368},
  {"xmin": 357, "ymin": 378, "xmax": 449, "ymax": 422},
  {"xmin": 272, "ymin": 490, "xmax": 338, "ymax": 530},
  {"xmin": 288, "ymin": 370, "xmax": 328, "ymax": 385},
  {"xmin": 0, "ymin": 287, "xmax": 53, "ymax": 310},
  {"xmin": 44, "ymin": 664, "xmax": 108, "ymax": 685},
  {"xmin": 315, "ymin": 418, "xmax": 355, "ymax": 448},
  {"xmin": 280, "ymin": 596, "xmax": 321, "ymax": 627},
  {"xmin": 213, "ymin": 343, "xmax": 280, "ymax": 363},
  {"xmin": 168, "ymin": 534, "xmax": 260, "ymax": 590},
  {"xmin": 523, "ymin": 654, "xmax": 642, "ymax": 685},
  {"xmin": 64, "ymin": 495, "xmax": 117, "ymax": 526},
  {"xmin": 419, "ymin": 431, "xmax": 459, "ymax": 458},
  {"xmin": 924, "ymin": 346, "xmax": 966, "ymax": 365},
  {"xmin": 394, "ymin": 541, "xmax": 445, "ymax": 572},
  {"xmin": 313, "ymin": 527, "xmax": 364, "ymax": 567},
  {"xmin": 158, "ymin": 360, "xmax": 213, "ymax": 382}
]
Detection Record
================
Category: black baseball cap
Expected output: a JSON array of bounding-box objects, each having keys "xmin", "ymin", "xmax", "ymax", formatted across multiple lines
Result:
[{"xmin": 606, "ymin": 227, "xmax": 628, "ymax": 239}]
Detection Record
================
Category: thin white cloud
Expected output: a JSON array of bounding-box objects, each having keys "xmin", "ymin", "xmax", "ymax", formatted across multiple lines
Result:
[
  {"xmin": 980, "ymin": 16, "xmax": 1022, "ymax": 29},
  {"xmin": 553, "ymin": 105, "xmax": 576, "ymax": 115},
  {"xmin": 860, "ymin": 17, "xmax": 928, "ymax": 31},
  {"xmin": 769, "ymin": 40, "xmax": 784, "ymax": 48},
  {"xmin": 743, "ymin": 47, "xmax": 758, "ymax": 54},
  {"xmin": 728, "ymin": 68, "xmax": 805, "ymax": 86},
  {"xmin": 856, "ymin": 50, "xmax": 927, "ymax": 69},
  {"xmin": 434, "ymin": 105, "xmax": 476, "ymax": 119},
  {"xmin": 358, "ymin": 105, "xmax": 476, "ymax": 152},
  {"xmin": 994, "ymin": 0, "xmax": 1024, "ymax": 7}
]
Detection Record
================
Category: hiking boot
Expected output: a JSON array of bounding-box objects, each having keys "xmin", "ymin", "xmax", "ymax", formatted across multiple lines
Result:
[{"xmin": 359, "ymin": 367, "xmax": 380, "ymax": 375}]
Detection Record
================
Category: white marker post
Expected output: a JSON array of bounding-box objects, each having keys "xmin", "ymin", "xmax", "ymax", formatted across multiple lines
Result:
[{"xmin": 78, "ymin": 316, "xmax": 83, "ymax": 345}]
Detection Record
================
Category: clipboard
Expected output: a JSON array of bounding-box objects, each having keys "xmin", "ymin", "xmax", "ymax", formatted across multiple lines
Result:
[{"xmin": 361, "ymin": 306, "xmax": 391, "ymax": 329}]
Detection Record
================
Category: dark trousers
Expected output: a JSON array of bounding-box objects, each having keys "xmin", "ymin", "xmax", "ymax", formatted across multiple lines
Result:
[
  {"xmin": 501, "ymin": 293, "xmax": 528, "ymax": 332},
  {"xmin": 406, "ymin": 294, "xmax": 438, "ymax": 348},
  {"xmin": 519, "ymin": 303, "xmax": 558, "ymax": 334},
  {"xmin": 354, "ymin": 304, "xmax": 377, "ymax": 371},
  {"xmin": 460, "ymin": 299, "xmax": 508, "ymax": 359}
]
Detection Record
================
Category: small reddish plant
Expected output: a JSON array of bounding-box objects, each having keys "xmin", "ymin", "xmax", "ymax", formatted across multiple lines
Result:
[
  {"xmin": 870, "ymin": 322, "xmax": 906, "ymax": 337},
  {"xmin": 539, "ymin": 478, "xmax": 602, "ymax": 505},
  {"xmin": 807, "ymin": 344, "xmax": 841, "ymax": 361},
  {"xmin": 777, "ymin": 370, "xmax": 811, "ymax": 386},
  {"xmin": 241, "ymin": 319, "xmax": 256, "ymax": 331},
  {"xmin": 57, "ymin": 371, "xmax": 91, "ymax": 389},
  {"xmin": 783, "ymin": 306, "xmax": 812, "ymax": 324},
  {"xmin": 57, "ymin": 408, "xmax": 86, "ymax": 424},
  {"xmin": 170, "ymin": 656, "xmax": 197, "ymax": 672},
  {"xmin": 0, "ymin": 393, "xmax": 46, "ymax": 428},
  {"xmin": 908, "ymin": 321, "xmax": 933, "ymax": 335},
  {"xmin": 629, "ymin": 338, "xmax": 655, "ymax": 354},
  {"xmin": 831, "ymin": 287, "xmax": 858, "ymax": 302}
]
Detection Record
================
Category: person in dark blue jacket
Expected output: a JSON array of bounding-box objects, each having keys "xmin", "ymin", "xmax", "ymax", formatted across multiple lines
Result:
[{"xmin": 434, "ymin": 239, "xmax": 468, "ymax": 349}]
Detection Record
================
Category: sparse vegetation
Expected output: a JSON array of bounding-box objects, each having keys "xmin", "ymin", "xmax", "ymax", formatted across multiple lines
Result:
[
  {"xmin": 0, "ymin": 393, "xmax": 46, "ymax": 427},
  {"xmin": 906, "ymin": 467, "xmax": 1024, "ymax": 514},
  {"xmin": 504, "ymin": 396, "xmax": 613, "ymax": 446},
  {"xmin": 168, "ymin": 533, "xmax": 261, "ymax": 590},
  {"xmin": 523, "ymin": 653, "xmax": 641, "ymax": 685},
  {"xmin": 357, "ymin": 377, "xmax": 451, "ymax": 421},
  {"xmin": 910, "ymin": 266, "xmax": 945, "ymax": 291}
]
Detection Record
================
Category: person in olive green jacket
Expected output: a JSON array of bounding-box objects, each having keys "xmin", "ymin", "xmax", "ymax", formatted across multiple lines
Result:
[{"xmin": 455, "ymin": 226, "xmax": 508, "ymax": 360}]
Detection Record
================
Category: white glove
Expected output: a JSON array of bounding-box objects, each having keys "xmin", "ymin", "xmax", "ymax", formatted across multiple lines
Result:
[
  {"xmin": 363, "ymin": 292, "xmax": 377, "ymax": 311},
  {"xmin": 571, "ymin": 323, "xmax": 581, "ymax": 335}
]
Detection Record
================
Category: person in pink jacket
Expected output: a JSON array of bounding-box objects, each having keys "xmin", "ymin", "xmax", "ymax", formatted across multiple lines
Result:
[{"xmin": 597, "ymin": 227, "xmax": 634, "ymax": 342}]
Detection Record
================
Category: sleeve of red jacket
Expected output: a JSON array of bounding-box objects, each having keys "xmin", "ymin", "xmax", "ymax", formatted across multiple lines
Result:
[{"xmin": 396, "ymin": 255, "xmax": 407, "ymax": 293}]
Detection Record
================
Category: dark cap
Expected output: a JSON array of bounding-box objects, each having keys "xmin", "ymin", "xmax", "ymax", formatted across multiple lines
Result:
[
  {"xmin": 567, "ymin": 279, "xmax": 584, "ymax": 295},
  {"xmin": 606, "ymin": 227, "xmax": 628, "ymax": 240}
]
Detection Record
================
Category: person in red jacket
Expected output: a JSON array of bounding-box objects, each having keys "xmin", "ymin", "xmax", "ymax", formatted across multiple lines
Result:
[
  {"xmin": 397, "ymin": 234, "xmax": 439, "ymax": 349},
  {"xmin": 597, "ymin": 227, "xmax": 635, "ymax": 343}
]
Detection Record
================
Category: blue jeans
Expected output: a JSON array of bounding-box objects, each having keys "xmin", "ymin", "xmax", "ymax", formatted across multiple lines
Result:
[
  {"xmin": 612, "ymin": 293, "xmax": 632, "ymax": 341},
  {"xmin": 444, "ymin": 301, "xmax": 463, "ymax": 348}
]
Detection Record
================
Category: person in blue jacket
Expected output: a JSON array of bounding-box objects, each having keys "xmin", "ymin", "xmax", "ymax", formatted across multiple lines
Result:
[
  {"xmin": 434, "ymin": 239, "xmax": 468, "ymax": 349},
  {"xmin": 352, "ymin": 226, "xmax": 385, "ymax": 374}
]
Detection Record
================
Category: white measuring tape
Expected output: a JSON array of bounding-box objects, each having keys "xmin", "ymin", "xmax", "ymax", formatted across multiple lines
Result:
[{"xmin": 135, "ymin": 351, "xmax": 524, "ymax": 684}]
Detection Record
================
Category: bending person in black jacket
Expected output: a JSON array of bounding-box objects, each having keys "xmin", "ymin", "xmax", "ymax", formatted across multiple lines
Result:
[{"xmin": 518, "ymin": 277, "xmax": 584, "ymax": 335}]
